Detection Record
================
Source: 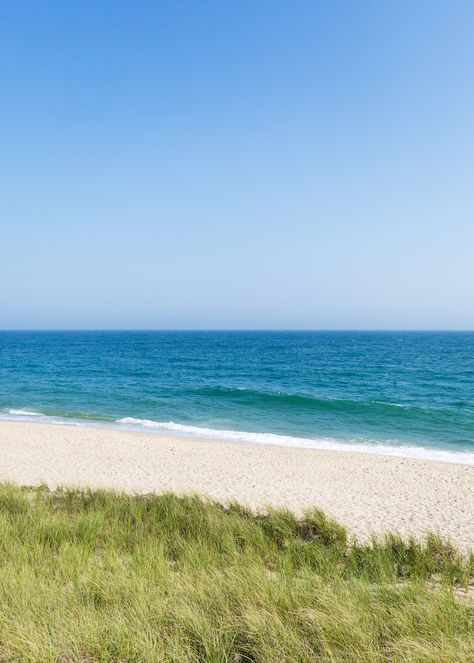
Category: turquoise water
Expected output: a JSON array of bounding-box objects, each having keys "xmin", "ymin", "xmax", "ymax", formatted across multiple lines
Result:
[{"xmin": 0, "ymin": 331, "xmax": 473, "ymax": 463}]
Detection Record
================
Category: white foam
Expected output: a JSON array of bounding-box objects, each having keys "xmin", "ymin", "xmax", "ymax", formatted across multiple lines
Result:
[
  {"xmin": 115, "ymin": 417, "xmax": 474, "ymax": 465},
  {"xmin": 7, "ymin": 409, "xmax": 43, "ymax": 416},
  {"xmin": 0, "ymin": 410, "xmax": 80, "ymax": 426}
]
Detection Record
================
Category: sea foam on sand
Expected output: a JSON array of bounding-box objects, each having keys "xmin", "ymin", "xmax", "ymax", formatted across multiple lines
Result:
[{"xmin": 2, "ymin": 409, "xmax": 474, "ymax": 465}]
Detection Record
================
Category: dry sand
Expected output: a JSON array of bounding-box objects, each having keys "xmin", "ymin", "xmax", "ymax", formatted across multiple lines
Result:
[{"xmin": 0, "ymin": 421, "xmax": 473, "ymax": 549}]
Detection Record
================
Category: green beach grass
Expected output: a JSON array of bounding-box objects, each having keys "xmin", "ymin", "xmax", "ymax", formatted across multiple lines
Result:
[{"xmin": 0, "ymin": 484, "xmax": 472, "ymax": 662}]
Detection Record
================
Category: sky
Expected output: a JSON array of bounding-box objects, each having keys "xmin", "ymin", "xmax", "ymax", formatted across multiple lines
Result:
[{"xmin": 1, "ymin": 1, "xmax": 473, "ymax": 330}]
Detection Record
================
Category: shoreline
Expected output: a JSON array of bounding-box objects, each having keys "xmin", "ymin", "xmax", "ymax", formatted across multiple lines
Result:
[
  {"xmin": 0, "ymin": 420, "xmax": 473, "ymax": 549},
  {"xmin": 2, "ymin": 412, "xmax": 474, "ymax": 466}
]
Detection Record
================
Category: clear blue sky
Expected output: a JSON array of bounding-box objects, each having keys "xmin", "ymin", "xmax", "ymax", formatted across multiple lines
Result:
[{"xmin": 1, "ymin": 1, "xmax": 473, "ymax": 329}]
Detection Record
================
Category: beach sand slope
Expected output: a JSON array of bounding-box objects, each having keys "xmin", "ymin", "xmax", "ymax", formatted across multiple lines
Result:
[{"xmin": 0, "ymin": 421, "xmax": 472, "ymax": 549}]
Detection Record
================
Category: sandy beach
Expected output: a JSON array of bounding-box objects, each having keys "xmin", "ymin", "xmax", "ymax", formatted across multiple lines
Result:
[{"xmin": 0, "ymin": 420, "xmax": 472, "ymax": 549}]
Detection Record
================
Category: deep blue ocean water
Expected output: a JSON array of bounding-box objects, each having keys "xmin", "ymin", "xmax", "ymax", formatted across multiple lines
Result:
[{"xmin": 0, "ymin": 331, "xmax": 473, "ymax": 463}]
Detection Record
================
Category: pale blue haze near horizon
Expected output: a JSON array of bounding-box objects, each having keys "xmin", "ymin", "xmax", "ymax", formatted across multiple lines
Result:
[{"xmin": 1, "ymin": 1, "xmax": 473, "ymax": 330}]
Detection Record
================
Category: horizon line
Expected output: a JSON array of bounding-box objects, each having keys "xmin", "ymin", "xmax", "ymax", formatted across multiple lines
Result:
[{"xmin": 1, "ymin": 328, "xmax": 474, "ymax": 333}]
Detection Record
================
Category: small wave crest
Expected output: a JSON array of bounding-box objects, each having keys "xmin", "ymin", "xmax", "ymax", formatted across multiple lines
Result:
[
  {"xmin": 7, "ymin": 409, "xmax": 43, "ymax": 417},
  {"xmin": 180, "ymin": 387, "xmax": 431, "ymax": 419}
]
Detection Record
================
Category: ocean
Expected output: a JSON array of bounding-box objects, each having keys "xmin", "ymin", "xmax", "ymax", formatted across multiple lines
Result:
[{"xmin": 0, "ymin": 331, "xmax": 473, "ymax": 463}]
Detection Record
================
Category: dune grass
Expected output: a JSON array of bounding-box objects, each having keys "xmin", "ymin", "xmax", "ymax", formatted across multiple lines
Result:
[{"xmin": 0, "ymin": 484, "xmax": 471, "ymax": 661}]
